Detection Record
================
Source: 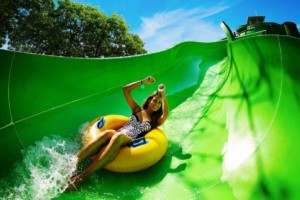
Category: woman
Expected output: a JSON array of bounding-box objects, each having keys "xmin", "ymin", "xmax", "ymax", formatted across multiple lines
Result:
[{"xmin": 67, "ymin": 76, "xmax": 168, "ymax": 190}]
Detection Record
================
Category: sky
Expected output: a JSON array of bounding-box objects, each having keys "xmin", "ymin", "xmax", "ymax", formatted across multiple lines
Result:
[
  {"xmin": 3, "ymin": 0, "xmax": 300, "ymax": 53},
  {"xmin": 70, "ymin": 0, "xmax": 299, "ymax": 52}
]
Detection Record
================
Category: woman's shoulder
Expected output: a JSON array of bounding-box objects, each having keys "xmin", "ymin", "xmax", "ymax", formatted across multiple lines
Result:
[{"xmin": 132, "ymin": 106, "xmax": 142, "ymax": 114}]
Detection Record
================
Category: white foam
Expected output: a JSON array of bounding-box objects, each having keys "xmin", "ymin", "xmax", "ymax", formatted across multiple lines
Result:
[{"xmin": 0, "ymin": 136, "xmax": 80, "ymax": 200}]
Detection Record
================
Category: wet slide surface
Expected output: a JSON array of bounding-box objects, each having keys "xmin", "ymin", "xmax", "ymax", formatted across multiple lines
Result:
[{"xmin": 0, "ymin": 34, "xmax": 300, "ymax": 199}]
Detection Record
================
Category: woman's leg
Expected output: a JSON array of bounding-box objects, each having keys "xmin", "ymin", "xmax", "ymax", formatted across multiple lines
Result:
[
  {"xmin": 68, "ymin": 132, "xmax": 132, "ymax": 190},
  {"xmin": 77, "ymin": 130, "xmax": 116, "ymax": 163}
]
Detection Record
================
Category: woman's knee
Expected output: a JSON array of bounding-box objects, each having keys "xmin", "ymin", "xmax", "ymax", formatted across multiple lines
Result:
[
  {"xmin": 110, "ymin": 132, "xmax": 131, "ymax": 146},
  {"xmin": 98, "ymin": 130, "xmax": 116, "ymax": 139}
]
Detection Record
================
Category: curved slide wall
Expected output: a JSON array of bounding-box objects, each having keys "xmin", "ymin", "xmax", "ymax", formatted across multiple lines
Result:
[{"xmin": 0, "ymin": 33, "xmax": 299, "ymax": 199}]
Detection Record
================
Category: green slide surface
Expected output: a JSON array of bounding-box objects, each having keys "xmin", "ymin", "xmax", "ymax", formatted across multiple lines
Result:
[{"xmin": 0, "ymin": 33, "xmax": 299, "ymax": 199}]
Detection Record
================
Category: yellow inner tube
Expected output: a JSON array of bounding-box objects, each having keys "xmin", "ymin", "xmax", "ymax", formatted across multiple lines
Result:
[{"xmin": 83, "ymin": 115, "xmax": 168, "ymax": 173}]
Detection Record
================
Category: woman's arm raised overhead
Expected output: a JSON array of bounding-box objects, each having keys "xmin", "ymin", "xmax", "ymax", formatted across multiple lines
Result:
[
  {"xmin": 157, "ymin": 84, "xmax": 169, "ymax": 126},
  {"xmin": 123, "ymin": 76, "xmax": 155, "ymax": 113}
]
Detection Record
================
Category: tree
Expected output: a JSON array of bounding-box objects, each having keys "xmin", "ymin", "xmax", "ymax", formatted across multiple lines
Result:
[
  {"xmin": 8, "ymin": 0, "xmax": 56, "ymax": 53},
  {"xmin": 0, "ymin": 1, "xmax": 19, "ymax": 47},
  {"xmin": 104, "ymin": 13, "xmax": 146, "ymax": 57},
  {"xmin": 3, "ymin": 0, "xmax": 147, "ymax": 57}
]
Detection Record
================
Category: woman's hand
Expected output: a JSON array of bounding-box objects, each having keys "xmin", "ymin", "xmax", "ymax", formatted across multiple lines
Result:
[
  {"xmin": 158, "ymin": 84, "xmax": 165, "ymax": 96},
  {"xmin": 142, "ymin": 76, "xmax": 155, "ymax": 85}
]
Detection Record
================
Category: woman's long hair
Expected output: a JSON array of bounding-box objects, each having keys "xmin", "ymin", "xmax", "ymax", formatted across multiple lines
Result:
[{"xmin": 142, "ymin": 91, "xmax": 163, "ymax": 128}]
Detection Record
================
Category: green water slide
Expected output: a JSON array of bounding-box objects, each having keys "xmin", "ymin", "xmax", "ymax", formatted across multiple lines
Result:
[{"xmin": 1, "ymin": 23, "xmax": 300, "ymax": 199}]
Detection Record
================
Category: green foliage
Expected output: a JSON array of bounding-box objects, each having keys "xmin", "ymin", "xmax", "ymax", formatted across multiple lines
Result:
[
  {"xmin": 0, "ymin": 1, "xmax": 19, "ymax": 46},
  {"xmin": 1, "ymin": 0, "xmax": 147, "ymax": 57}
]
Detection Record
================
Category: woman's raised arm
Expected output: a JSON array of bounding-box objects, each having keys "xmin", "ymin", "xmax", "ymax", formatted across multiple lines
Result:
[
  {"xmin": 157, "ymin": 84, "xmax": 169, "ymax": 126},
  {"xmin": 123, "ymin": 76, "xmax": 155, "ymax": 113}
]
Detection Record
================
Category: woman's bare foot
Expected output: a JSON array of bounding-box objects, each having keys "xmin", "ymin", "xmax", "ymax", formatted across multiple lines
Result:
[{"xmin": 65, "ymin": 176, "xmax": 83, "ymax": 192}]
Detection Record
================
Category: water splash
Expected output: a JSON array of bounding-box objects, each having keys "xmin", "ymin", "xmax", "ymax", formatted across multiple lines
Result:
[{"xmin": 0, "ymin": 136, "xmax": 80, "ymax": 200}]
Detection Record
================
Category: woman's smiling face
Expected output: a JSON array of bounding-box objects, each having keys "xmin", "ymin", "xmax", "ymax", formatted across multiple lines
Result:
[{"xmin": 149, "ymin": 95, "xmax": 162, "ymax": 111}]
